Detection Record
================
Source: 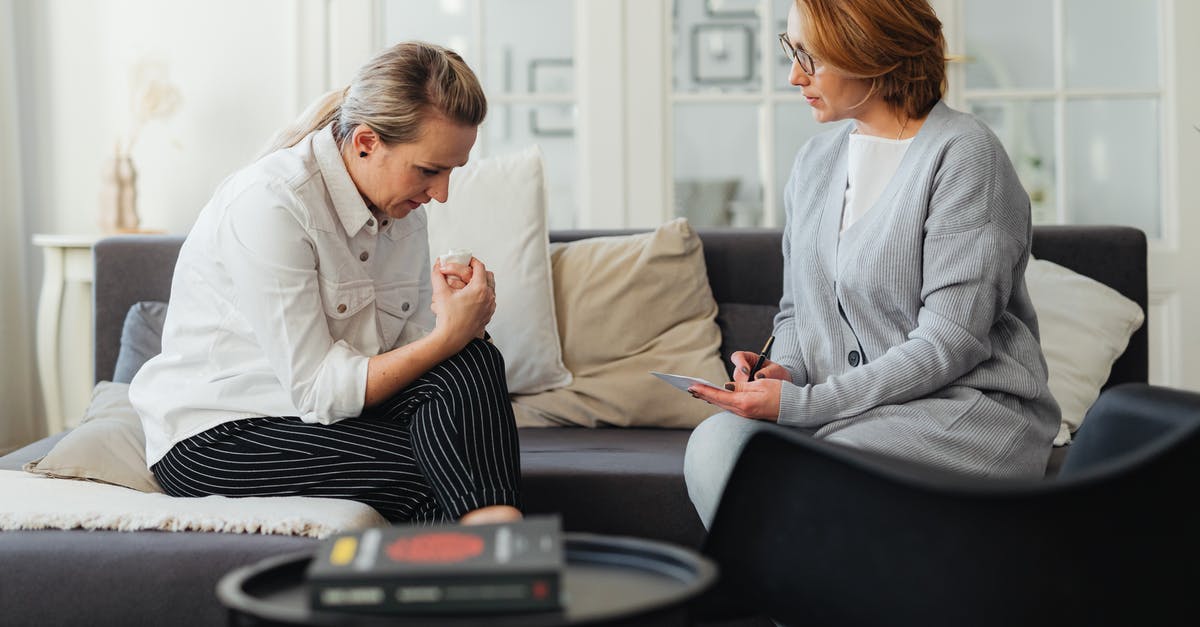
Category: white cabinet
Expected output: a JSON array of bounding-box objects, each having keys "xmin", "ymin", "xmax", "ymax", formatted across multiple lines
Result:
[{"xmin": 33, "ymin": 234, "xmax": 100, "ymax": 435}]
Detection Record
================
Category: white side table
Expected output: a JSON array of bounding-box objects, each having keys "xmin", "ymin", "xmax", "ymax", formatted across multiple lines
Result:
[{"xmin": 33, "ymin": 234, "xmax": 101, "ymax": 435}]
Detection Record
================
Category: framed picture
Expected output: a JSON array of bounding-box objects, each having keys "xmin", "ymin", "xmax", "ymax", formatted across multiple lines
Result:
[
  {"xmin": 704, "ymin": 0, "xmax": 759, "ymax": 19},
  {"xmin": 528, "ymin": 58, "xmax": 575, "ymax": 136},
  {"xmin": 528, "ymin": 58, "xmax": 573, "ymax": 94},
  {"xmin": 690, "ymin": 23, "xmax": 754, "ymax": 85}
]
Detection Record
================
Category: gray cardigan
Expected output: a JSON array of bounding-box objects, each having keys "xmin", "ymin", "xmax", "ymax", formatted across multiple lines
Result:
[{"xmin": 773, "ymin": 101, "xmax": 1060, "ymax": 478}]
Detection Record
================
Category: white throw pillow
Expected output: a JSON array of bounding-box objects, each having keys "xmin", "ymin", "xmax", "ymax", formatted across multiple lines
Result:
[
  {"xmin": 426, "ymin": 145, "xmax": 572, "ymax": 394},
  {"xmin": 1025, "ymin": 257, "xmax": 1145, "ymax": 445}
]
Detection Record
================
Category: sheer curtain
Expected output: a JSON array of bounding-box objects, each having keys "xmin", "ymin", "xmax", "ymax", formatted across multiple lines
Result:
[{"xmin": 0, "ymin": 0, "xmax": 40, "ymax": 452}]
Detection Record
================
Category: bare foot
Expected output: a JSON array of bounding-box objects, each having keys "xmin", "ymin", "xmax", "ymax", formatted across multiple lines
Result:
[{"xmin": 459, "ymin": 505, "xmax": 523, "ymax": 526}]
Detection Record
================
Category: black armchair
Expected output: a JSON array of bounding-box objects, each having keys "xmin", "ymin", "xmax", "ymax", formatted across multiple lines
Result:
[{"xmin": 694, "ymin": 383, "xmax": 1200, "ymax": 627}]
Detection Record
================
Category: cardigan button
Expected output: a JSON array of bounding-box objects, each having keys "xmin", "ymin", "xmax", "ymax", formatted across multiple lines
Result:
[{"xmin": 848, "ymin": 350, "xmax": 860, "ymax": 367}]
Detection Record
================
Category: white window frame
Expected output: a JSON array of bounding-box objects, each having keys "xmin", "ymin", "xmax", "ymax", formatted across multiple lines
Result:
[
  {"xmin": 315, "ymin": 0, "xmax": 1180, "ymax": 238},
  {"xmin": 316, "ymin": 0, "xmax": 682, "ymax": 230},
  {"xmin": 941, "ymin": 0, "xmax": 1172, "ymax": 246}
]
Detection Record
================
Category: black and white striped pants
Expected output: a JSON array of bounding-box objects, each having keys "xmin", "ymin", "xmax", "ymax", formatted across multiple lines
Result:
[{"xmin": 151, "ymin": 338, "xmax": 521, "ymax": 523}]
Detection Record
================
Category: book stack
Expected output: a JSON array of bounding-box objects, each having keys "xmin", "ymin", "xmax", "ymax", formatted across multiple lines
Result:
[{"xmin": 306, "ymin": 514, "xmax": 564, "ymax": 615}]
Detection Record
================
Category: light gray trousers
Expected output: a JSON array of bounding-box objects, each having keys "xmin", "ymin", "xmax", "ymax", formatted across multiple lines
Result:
[{"xmin": 684, "ymin": 411, "xmax": 803, "ymax": 529}]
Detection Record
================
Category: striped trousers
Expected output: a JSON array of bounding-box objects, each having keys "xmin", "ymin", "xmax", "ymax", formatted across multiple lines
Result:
[{"xmin": 150, "ymin": 338, "xmax": 521, "ymax": 523}]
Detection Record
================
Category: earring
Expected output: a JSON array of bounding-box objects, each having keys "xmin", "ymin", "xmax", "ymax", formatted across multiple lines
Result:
[{"xmin": 359, "ymin": 151, "xmax": 367, "ymax": 158}]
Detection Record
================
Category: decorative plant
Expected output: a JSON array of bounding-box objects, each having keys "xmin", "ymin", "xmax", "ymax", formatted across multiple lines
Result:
[
  {"xmin": 122, "ymin": 59, "xmax": 182, "ymax": 158},
  {"xmin": 98, "ymin": 58, "xmax": 182, "ymax": 233}
]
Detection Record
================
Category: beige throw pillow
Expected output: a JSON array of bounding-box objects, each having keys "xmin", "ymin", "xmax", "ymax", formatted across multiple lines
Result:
[
  {"xmin": 24, "ymin": 381, "xmax": 162, "ymax": 493},
  {"xmin": 425, "ymin": 145, "xmax": 572, "ymax": 395},
  {"xmin": 1025, "ymin": 257, "xmax": 1146, "ymax": 445},
  {"xmin": 512, "ymin": 218, "xmax": 729, "ymax": 428}
]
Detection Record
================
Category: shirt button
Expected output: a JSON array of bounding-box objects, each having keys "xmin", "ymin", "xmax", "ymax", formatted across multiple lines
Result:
[
  {"xmin": 401, "ymin": 302, "xmax": 410, "ymax": 312},
  {"xmin": 360, "ymin": 251, "xmax": 369, "ymax": 262},
  {"xmin": 848, "ymin": 350, "xmax": 861, "ymax": 367},
  {"xmin": 381, "ymin": 219, "xmax": 389, "ymax": 226},
  {"xmin": 366, "ymin": 218, "xmax": 375, "ymax": 227},
  {"xmin": 336, "ymin": 304, "xmax": 347, "ymax": 314}
]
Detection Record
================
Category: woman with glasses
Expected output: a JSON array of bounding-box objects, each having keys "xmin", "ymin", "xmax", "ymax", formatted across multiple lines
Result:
[{"xmin": 685, "ymin": 0, "xmax": 1060, "ymax": 528}]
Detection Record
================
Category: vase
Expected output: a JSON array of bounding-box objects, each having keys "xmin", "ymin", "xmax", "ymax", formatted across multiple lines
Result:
[{"xmin": 98, "ymin": 149, "xmax": 139, "ymax": 233}]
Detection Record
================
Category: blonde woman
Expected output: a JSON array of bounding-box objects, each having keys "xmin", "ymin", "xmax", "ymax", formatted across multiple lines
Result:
[
  {"xmin": 130, "ymin": 42, "xmax": 522, "ymax": 525},
  {"xmin": 685, "ymin": 0, "xmax": 1060, "ymax": 527}
]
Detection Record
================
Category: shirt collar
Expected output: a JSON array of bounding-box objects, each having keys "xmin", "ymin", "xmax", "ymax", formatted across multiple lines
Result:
[
  {"xmin": 371, "ymin": 208, "xmax": 397, "ymax": 238},
  {"xmin": 313, "ymin": 125, "xmax": 375, "ymax": 237}
]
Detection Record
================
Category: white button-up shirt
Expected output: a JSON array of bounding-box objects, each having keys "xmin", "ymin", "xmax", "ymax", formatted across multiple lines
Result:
[{"xmin": 130, "ymin": 126, "xmax": 435, "ymax": 466}]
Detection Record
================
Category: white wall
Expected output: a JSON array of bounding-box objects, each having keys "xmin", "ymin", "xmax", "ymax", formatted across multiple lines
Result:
[
  {"xmin": 1, "ymin": 0, "xmax": 38, "ymax": 452},
  {"xmin": 4, "ymin": 0, "xmax": 317, "ymax": 448},
  {"xmin": 25, "ymin": 0, "xmax": 304, "ymax": 237}
]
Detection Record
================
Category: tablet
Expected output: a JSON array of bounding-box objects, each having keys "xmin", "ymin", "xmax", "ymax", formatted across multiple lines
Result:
[{"xmin": 650, "ymin": 371, "xmax": 723, "ymax": 393}]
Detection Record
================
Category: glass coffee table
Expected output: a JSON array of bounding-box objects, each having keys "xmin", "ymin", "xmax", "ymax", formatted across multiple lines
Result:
[{"xmin": 217, "ymin": 532, "xmax": 717, "ymax": 626}]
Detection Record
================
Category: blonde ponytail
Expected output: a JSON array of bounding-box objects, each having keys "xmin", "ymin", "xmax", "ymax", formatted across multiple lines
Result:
[
  {"xmin": 258, "ymin": 42, "xmax": 486, "ymax": 160},
  {"xmin": 258, "ymin": 87, "xmax": 347, "ymax": 158}
]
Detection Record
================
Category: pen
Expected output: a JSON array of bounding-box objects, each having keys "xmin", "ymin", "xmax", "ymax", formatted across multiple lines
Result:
[{"xmin": 746, "ymin": 335, "xmax": 775, "ymax": 380}]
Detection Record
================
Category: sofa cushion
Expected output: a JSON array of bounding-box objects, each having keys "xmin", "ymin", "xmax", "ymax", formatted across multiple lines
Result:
[
  {"xmin": 518, "ymin": 427, "xmax": 704, "ymax": 547},
  {"xmin": 425, "ymin": 145, "xmax": 572, "ymax": 395},
  {"xmin": 511, "ymin": 218, "xmax": 729, "ymax": 428},
  {"xmin": 1026, "ymin": 257, "xmax": 1145, "ymax": 445},
  {"xmin": 23, "ymin": 382, "xmax": 160, "ymax": 492}
]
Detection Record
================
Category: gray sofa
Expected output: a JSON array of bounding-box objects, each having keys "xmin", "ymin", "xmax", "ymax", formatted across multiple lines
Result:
[{"xmin": 0, "ymin": 226, "xmax": 1147, "ymax": 626}]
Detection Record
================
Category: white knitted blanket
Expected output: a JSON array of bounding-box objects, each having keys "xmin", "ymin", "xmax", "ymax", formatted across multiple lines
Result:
[{"xmin": 0, "ymin": 470, "xmax": 388, "ymax": 538}]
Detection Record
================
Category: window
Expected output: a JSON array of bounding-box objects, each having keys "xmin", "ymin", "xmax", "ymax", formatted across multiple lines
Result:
[
  {"xmin": 360, "ymin": 0, "xmax": 1168, "ymax": 235},
  {"xmin": 379, "ymin": 0, "xmax": 579, "ymax": 227},
  {"xmin": 954, "ymin": 0, "xmax": 1163, "ymax": 237},
  {"xmin": 671, "ymin": 0, "xmax": 822, "ymax": 228}
]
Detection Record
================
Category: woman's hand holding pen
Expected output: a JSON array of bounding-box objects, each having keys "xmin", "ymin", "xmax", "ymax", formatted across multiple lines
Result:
[
  {"xmin": 729, "ymin": 351, "xmax": 789, "ymax": 383},
  {"xmin": 431, "ymin": 257, "xmax": 495, "ymax": 345},
  {"xmin": 689, "ymin": 337, "xmax": 784, "ymax": 421}
]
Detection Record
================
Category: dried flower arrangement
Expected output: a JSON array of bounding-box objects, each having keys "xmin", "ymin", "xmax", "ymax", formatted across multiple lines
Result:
[
  {"xmin": 99, "ymin": 59, "xmax": 182, "ymax": 234},
  {"xmin": 123, "ymin": 60, "xmax": 182, "ymax": 157}
]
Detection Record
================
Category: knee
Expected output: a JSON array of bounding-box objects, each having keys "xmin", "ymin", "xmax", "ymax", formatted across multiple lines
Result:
[
  {"xmin": 465, "ymin": 336, "xmax": 503, "ymax": 360},
  {"xmin": 685, "ymin": 413, "xmax": 743, "ymax": 483},
  {"xmin": 460, "ymin": 338, "xmax": 508, "ymax": 380},
  {"xmin": 685, "ymin": 412, "xmax": 753, "ymax": 528},
  {"xmin": 432, "ymin": 338, "xmax": 508, "ymax": 391}
]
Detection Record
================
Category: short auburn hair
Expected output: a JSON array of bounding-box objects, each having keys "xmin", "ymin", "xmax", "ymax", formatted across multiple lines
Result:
[{"xmin": 797, "ymin": 0, "xmax": 945, "ymax": 120}]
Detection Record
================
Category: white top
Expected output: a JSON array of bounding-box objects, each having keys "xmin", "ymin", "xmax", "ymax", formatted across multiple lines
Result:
[
  {"xmin": 841, "ymin": 133, "xmax": 913, "ymax": 233},
  {"xmin": 130, "ymin": 126, "xmax": 435, "ymax": 466}
]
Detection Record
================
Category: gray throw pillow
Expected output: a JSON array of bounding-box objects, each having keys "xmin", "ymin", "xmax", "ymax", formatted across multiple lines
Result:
[{"xmin": 112, "ymin": 301, "xmax": 168, "ymax": 384}]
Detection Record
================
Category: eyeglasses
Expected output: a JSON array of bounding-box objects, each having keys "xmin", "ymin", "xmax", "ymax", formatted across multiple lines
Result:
[{"xmin": 778, "ymin": 32, "xmax": 816, "ymax": 76}]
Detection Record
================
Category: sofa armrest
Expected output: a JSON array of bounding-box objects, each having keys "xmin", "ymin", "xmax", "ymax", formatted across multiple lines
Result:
[{"xmin": 0, "ymin": 433, "xmax": 67, "ymax": 470}]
